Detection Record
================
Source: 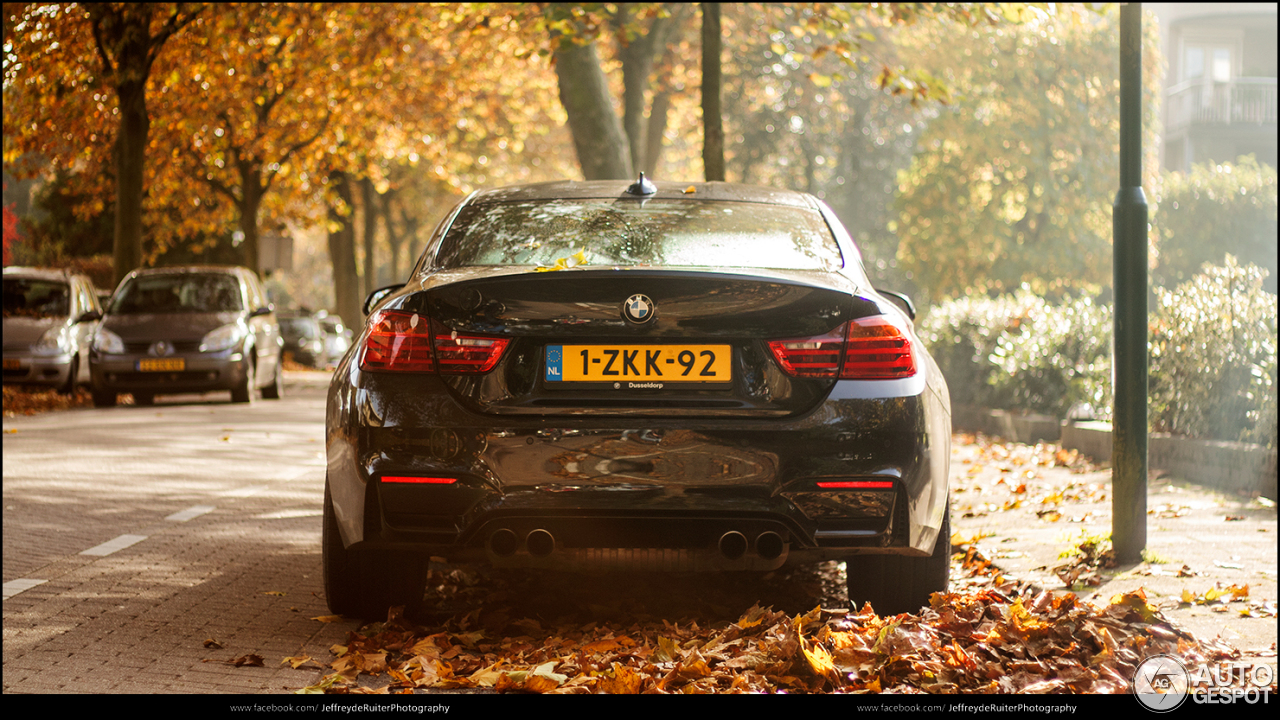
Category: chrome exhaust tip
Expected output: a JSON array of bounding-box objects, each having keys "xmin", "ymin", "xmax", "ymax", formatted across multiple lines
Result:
[
  {"xmin": 489, "ymin": 528, "xmax": 518, "ymax": 557},
  {"xmin": 526, "ymin": 529, "xmax": 555, "ymax": 557},
  {"xmin": 718, "ymin": 531, "xmax": 748, "ymax": 560},
  {"xmin": 756, "ymin": 531, "xmax": 784, "ymax": 561}
]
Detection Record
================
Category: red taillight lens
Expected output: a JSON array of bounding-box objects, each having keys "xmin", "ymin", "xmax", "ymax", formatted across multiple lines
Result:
[
  {"xmin": 362, "ymin": 309, "xmax": 434, "ymax": 372},
  {"xmin": 432, "ymin": 320, "xmax": 509, "ymax": 374},
  {"xmin": 381, "ymin": 476, "xmax": 457, "ymax": 484},
  {"xmin": 768, "ymin": 315, "xmax": 916, "ymax": 380},
  {"xmin": 839, "ymin": 315, "xmax": 915, "ymax": 379},
  {"xmin": 359, "ymin": 311, "xmax": 508, "ymax": 374},
  {"xmin": 767, "ymin": 326, "xmax": 845, "ymax": 378}
]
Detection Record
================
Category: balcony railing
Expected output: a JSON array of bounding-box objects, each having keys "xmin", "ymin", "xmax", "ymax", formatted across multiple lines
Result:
[{"xmin": 1166, "ymin": 77, "xmax": 1277, "ymax": 131}]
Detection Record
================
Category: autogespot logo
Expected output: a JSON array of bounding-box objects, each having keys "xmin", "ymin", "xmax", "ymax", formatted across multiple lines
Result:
[
  {"xmin": 1134, "ymin": 655, "xmax": 1274, "ymax": 711},
  {"xmin": 1134, "ymin": 655, "xmax": 1189, "ymax": 712}
]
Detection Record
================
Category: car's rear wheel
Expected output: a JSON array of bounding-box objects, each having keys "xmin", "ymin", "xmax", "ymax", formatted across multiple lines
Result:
[
  {"xmin": 231, "ymin": 355, "xmax": 255, "ymax": 403},
  {"xmin": 91, "ymin": 389, "xmax": 117, "ymax": 408},
  {"xmin": 845, "ymin": 502, "xmax": 950, "ymax": 616},
  {"xmin": 322, "ymin": 479, "xmax": 428, "ymax": 620},
  {"xmin": 261, "ymin": 353, "xmax": 284, "ymax": 400}
]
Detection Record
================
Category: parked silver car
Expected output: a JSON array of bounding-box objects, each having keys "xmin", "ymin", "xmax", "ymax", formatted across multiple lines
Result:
[
  {"xmin": 2, "ymin": 266, "xmax": 103, "ymax": 394},
  {"xmin": 89, "ymin": 266, "xmax": 284, "ymax": 406}
]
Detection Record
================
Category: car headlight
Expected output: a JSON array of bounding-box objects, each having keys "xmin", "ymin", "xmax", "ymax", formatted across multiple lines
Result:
[
  {"xmin": 199, "ymin": 323, "xmax": 245, "ymax": 353},
  {"xmin": 32, "ymin": 327, "xmax": 74, "ymax": 356},
  {"xmin": 93, "ymin": 328, "xmax": 125, "ymax": 355}
]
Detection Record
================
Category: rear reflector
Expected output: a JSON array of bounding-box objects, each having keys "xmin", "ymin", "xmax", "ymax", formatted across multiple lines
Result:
[
  {"xmin": 815, "ymin": 480, "xmax": 895, "ymax": 489},
  {"xmin": 382, "ymin": 476, "xmax": 457, "ymax": 484}
]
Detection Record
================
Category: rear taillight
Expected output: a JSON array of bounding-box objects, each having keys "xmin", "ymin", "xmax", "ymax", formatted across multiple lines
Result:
[
  {"xmin": 840, "ymin": 315, "xmax": 915, "ymax": 379},
  {"xmin": 767, "ymin": 326, "xmax": 845, "ymax": 377},
  {"xmin": 768, "ymin": 315, "xmax": 916, "ymax": 380},
  {"xmin": 360, "ymin": 310, "xmax": 508, "ymax": 374},
  {"xmin": 362, "ymin": 309, "xmax": 434, "ymax": 372},
  {"xmin": 433, "ymin": 322, "xmax": 509, "ymax": 373}
]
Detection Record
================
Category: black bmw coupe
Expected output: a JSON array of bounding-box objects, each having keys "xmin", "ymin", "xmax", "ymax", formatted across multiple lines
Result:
[{"xmin": 324, "ymin": 177, "xmax": 952, "ymax": 618}]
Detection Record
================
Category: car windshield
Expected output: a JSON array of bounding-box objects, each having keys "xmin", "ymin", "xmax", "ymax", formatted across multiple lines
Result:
[
  {"xmin": 434, "ymin": 199, "xmax": 844, "ymax": 272},
  {"xmin": 110, "ymin": 274, "xmax": 243, "ymax": 314},
  {"xmin": 2, "ymin": 278, "xmax": 70, "ymax": 319}
]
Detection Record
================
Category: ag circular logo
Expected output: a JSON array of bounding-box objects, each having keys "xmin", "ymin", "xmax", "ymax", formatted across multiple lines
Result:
[
  {"xmin": 1133, "ymin": 654, "xmax": 1189, "ymax": 712},
  {"xmin": 622, "ymin": 294, "xmax": 655, "ymax": 325}
]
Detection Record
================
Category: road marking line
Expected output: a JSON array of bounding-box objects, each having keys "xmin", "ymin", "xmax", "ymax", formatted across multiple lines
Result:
[
  {"xmin": 3, "ymin": 579, "xmax": 47, "ymax": 600},
  {"xmin": 221, "ymin": 485, "xmax": 267, "ymax": 498},
  {"xmin": 254, "ymin": 509, "xmax": 323, "ymax": 520},
  {"xmin": 166, "ymin": 505, "xmax": 216, "ymax": 522},
  {"xmin": 80, "ymin": 534, "xmax": 148, "ymax": 557}
]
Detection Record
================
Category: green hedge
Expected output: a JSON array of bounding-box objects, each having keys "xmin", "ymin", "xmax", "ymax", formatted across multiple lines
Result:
[{"xmin": 920, "ymin": 258, "xmax": 1277, "ymax": 449}]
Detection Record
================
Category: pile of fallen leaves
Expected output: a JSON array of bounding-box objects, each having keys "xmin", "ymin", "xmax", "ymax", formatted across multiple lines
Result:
[
  {"xmin": 294, "ymin": 548, "xmax": 1247, "ymax": 695},
  {"xmin": 2, "ymin": 385, "xmax": 93, "ymax": 417}
]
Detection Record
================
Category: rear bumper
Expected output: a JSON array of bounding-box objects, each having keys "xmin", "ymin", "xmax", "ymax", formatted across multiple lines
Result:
[{"xmin": 326, "ymin": 370, "xmax": 951, "ymax": 570}]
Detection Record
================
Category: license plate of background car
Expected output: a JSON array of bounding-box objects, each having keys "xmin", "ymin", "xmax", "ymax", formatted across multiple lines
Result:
[
  {"xmin": 138, "ymin": 358, "xmax": 185, "ymax": 372},
  {"xmin": 545, "ymin": 344, "xmax": 732, "ymax": 384}
]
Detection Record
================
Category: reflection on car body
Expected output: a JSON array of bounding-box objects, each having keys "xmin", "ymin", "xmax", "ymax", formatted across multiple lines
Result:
[
  {"xmin": 2, "ymin": 266, "xmax": 103, "ymax": 394},
  {"xmin": 323, "ymin": 179, "xmax": 952, "ymax": 619},
  {"xmin": 89, "ymin": 265, "xmax": 284, "ymax": 406}
]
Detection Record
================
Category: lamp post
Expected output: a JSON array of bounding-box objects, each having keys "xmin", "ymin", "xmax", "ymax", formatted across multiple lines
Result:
[{"xmin": 1112, "ymin": 2, "xmax": 1148, "ymax": 564}]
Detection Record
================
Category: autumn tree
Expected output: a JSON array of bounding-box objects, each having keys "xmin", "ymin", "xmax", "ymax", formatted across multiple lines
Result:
[
  {"xmin": 3, "ymin": 3, "xmax": 203, "ymax": 284},
  {"xmin": 893, "ymin": 8, "xmax": 1162, "ymax": 305}
]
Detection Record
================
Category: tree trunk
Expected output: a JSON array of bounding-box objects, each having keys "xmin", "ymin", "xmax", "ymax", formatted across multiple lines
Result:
[
  {"xmin": 553, "ymin": 37, "xmax": 633, "ymax": 180},
  {"xmin": 360, "ymin": 177, "xmax": 378, "ymax": 294},
  {"xmin": 381, "ymin": 190, "xmax": 404, "ymax": 284},
  {"xmin": 238, "ymin": 163, "xmax": 264, "ymax": 275},
  {"xmin": 327, "ymin": 171, "xmax": 361, "ymax": 331},
  {"xmin": 644, "ymin": 88, "xmax": 673, "ymax": 179},
  {"xmin": 701, "ymin": 3, "xmax": 724, "ymax": 182},
  {"xmin": 113, "ymin": 76, "xmax": 148, "ymax": 284}
]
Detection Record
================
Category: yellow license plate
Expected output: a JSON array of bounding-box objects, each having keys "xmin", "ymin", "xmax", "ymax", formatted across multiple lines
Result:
[
  {"xmin": 138, "ymin": 358, "xmax": 185, "ymax": 372},
  {"xmin": 3, "ymin": 358, "xmax": 20, "ymax": 370},
  {"xmin": 546, "ymin": 344, "xmax": 731, "ymax": 384}
]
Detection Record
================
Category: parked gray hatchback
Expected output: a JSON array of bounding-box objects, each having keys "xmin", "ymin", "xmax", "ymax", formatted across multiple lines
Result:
[
  {"xmin": 89, "ymin": 266, "xmax": 284, "ymax": 406},
  {"xmin": 2, "ymin": 266, "xmax": 103, "ymax": 394}
]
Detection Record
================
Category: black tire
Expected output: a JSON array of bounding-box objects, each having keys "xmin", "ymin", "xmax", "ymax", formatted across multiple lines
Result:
[
  {"xmin": 846, "ymin": 503, "xmax": 951, "ymax": 616},
  {"xmin": 91, "ymin": 389, "xmax": 117, "ymax": 408},
  {"xmin": 231, "ymin": 355, "xmax": 255, "ymax": 403},
  {"xmin": 57, "ymin": 355, "xmax": 79, "ymax": 395},
  {"xmin": 322, "ymin": 479, "xmax": 428, "ymax": 620},
  {"xmin": 261, "ymin": 354, "xmax": 284, "ymax": 400}
]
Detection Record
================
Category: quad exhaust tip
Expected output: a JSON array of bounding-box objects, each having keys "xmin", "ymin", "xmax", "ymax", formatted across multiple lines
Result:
[
  {"xmin": 718, "ymin": 531, "xmax": 748, "ymax": 560},
  {"xmin": 526, "ymin": 529, "xmax": 555, "ymax": 557},
  {"xmin": 489, "ymin": 528, "xmax": 518, "ymax": 557},
  {"xmin": 756, "ymin": 531, "xmax": 784, "ymax": 561}
]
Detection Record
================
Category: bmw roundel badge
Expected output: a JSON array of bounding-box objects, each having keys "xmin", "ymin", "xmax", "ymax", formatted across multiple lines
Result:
[{"xmin": 622, "ymin": 294, "xmax": 655, "ymax": 324}]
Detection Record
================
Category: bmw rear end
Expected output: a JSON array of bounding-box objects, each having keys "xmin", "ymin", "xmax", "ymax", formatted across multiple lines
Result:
[{"xmin": 325, "ymin": 180, "xmax": 951, "ymax": 614}]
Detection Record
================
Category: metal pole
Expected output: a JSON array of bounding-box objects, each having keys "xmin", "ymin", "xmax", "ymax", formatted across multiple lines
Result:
[{"xmin": 1112, "ymin": 2, "xmax": 1148, "ymax": 564}]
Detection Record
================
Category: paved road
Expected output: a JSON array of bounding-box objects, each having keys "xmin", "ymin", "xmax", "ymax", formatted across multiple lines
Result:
[{"xmin": 3, "ymin": 373, "xmax": 349, "ymax": 693}]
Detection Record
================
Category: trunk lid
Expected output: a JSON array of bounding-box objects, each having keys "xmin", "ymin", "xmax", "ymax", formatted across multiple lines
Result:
[{"xmin": 394, "ymin": 268, "xmax": 884, "ymax": 417}]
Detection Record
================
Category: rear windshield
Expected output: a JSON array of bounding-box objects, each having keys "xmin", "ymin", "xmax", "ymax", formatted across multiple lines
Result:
[
  {"xmin": 280, "ymin": 318, "xmax": 321, "ymax": 340},
  {"xmin": 433, "ymin": 199, "xmax": 844, "ymax": 271},
  {"xmin": 110, "ymin": 274, "xmax": 244, "ymax": 314},
  {"xmin": 2, "ymin": 278, "xmax": 69, "ymax": 319}
]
